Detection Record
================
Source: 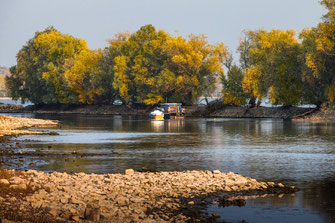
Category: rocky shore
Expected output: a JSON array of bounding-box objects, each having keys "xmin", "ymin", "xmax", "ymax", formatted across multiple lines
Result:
[
  {"xmin": 0, "ymin": 169, "xmax": 298, "ymax": 223},
  {"xmin": 0, "ymin": 115, "xmax": 59, "ymax": 139}
]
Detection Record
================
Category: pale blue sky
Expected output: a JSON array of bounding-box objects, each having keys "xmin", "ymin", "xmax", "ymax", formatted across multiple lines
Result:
[{"xmin": 0, "ymin": 0, "xmax": 325, "ymax": 67}]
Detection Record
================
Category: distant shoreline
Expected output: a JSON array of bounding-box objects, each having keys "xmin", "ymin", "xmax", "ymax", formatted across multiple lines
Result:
[{"xmin": 0, "ymin": 103, "xmax": 320, "ymax": 119}]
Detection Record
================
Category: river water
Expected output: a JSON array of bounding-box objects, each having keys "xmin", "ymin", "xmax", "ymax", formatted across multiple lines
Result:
[{"xmin": 1, "ymin": 113, "xmax": 335, "ymax": 223}]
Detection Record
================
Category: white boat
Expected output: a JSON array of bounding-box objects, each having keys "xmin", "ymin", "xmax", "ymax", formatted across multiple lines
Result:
[{"xmin": 149, "ymin": 109, "xmax": 164, "ymax": 120}]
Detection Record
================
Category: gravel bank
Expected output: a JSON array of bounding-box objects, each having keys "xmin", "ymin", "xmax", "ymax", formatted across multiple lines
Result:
[
  {"xmin": 0, "ymin": 169, "xmax": 297, "ymax": 222},
  {"xmin": 0, "ymin": 115, "xmax": 59, "ymax": 138}
]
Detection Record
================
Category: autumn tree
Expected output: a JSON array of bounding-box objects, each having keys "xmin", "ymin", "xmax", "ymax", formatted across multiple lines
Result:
[
  {"xmin": 64, "ymin": 49, "xmax": 103, "ymax": 104},
  {"xmin": 299, "ymin": 0, "xmax": 335, "ymax": 105},
  {"xmin": 6, "ymin": 27, "xmax": 89, "ymax": 104},
  {"xmin": 7, "ymin": 25, "xmax": 227, "ymax": 106},
  {"xmin": 221, "ymin": 53, "xmax": 249, "ymax": 105},
  {"xmin": 240, "ymin": 29, "xmax": 302, "ymax": 106},
  {"xmin": 108, "ymin": 25, "xmax": 228, "ymax": 105}
]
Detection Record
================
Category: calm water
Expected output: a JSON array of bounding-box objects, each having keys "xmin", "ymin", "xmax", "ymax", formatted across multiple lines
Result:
[{"xmin": 1, "ymin": 113, "xmax": 335, "ymax": 223}]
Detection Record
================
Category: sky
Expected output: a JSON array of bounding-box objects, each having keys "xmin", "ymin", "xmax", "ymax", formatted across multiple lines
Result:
[{"xmin": 0, "ymin": 0, "xmax": 325, "ymax": 67}]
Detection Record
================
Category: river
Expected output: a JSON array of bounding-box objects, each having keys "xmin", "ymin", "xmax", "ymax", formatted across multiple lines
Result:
[{"xmin": 1, "ymin": 113, "xmax": 335, "ymax": 223}]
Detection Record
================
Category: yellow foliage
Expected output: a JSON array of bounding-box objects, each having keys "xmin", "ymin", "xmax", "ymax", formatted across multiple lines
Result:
[
  {"xmin": 222, "ymin": 91, "xmax": 247, "ymax": 105},
  {"xmin": 176, "ymin": 75, "xmax": 184, "ymax": 86},
  {"xmin": 65, "ymin": 49, "xmax": 103, "ymax": 103},
  {"xmin": 113, "ymin": 56, "xmax": 129, "ymax": 99},
  {"xmin": 328, "ymin": 85, "xmax": 335, "ymax": 102},
  {"xmin": 242, "ymin": 65, "xmax": 262, "ymax": 99},
  {"xmin": 143, "ymin": 94, "xmax": 163, "ymax": 105},
  {"xmin": 306, "ymin": 54, "xmax": 318, "ymax": 73},
  {"xmin": 268, "ymin": 85, "xmax": 276, "ymax": 104}
]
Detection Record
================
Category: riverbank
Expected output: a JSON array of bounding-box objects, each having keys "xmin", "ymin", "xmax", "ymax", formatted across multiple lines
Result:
[
  {"xmin": 293, "ymin": 103, "xmax": 335, "ymax": 122},
  {"xmin": 0, "ymin": 115, "xmax": 59, "ymax": 139},
  {"xmin": 0, "ymin": 169, "xmax": 297, "ymax": 223},
  {"xmin": 0, "ymin": 103, "xmax": 317, "ymax": 119},
  {"xmin": 206, "ymin": 104, "xmax": 315, "ymax": 119}
]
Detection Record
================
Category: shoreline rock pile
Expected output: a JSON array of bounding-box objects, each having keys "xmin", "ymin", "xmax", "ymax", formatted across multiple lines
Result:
[
  {"xmin": 0, "ymin": 115, "xmax": 59, "ymax": 138},
  {"xmin": 0, "ymin": 169, "xmax": 297, "ymax": 222}
]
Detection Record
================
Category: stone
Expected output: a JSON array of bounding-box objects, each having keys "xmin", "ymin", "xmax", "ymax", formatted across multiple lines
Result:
[
  {"xmin": 277, "ymin": 183, "xmax": 285, "ymax": 188},
  {"xmin": 71, "ymin": 215, "xmax": 80, "ymax": 221},
  {"xmin": 84, "ymin": 204, "xmax": 101, "ymax": 221},
  {"xmin": 26, "ymin": 169, "xmax": 39, "ymax": 176},
  {"xmin": 188, "ymin": 201, "xmax": 195, "ymax": 205},
  {"xmin": 278, "ymin": 193, "xmax": 284, "ymax": 198},
  {"xmin": 49, "ymin": 209, "xmax": 58, "ymax": 217},
  {"xmin": 9, "ymin": 177, "xmax": 24, "ymax": 185},
  {"xmin": 125, "ymin": 169, "xmax": 135, "ymax": 175},
  {"xmin": 100, "ymin": 213, "xmax": 114, "ymax": 220},
  {"xmin": 60, "ymin": 197, "xmax": 68, "ymax": 204},
  {"xmin": 0, "ymin": 179, "xmax": 9, "ymax": 185},
  {"xmin": 117, "ymin": 197, "xmax": 128, "ymax": 206},
  {"xmin": 16, "ymin": 184, "xmax": 27, "ymax": 190},
  {"xmin": 267, "ymin": 182, "xmax": 275, "ymax": 187},
  {"xmin": 0, "ymin": 219, "xmax": 16, "ymax": 223},
  {"xmin": 31, "ymin": 201, "xmax": 43, "ymax": 209},
  {"xmin": 69, "ymin": 197, "xmax": 81, "ymax": 204}
]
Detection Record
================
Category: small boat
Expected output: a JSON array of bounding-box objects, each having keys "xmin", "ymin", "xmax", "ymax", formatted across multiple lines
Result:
[
  {"xmin": 149, "ymin": 108, "xmax": 165, "ymax": 120},
  {"xmin": 149, "ymin": 103, "xmax": 185, "ymax": 120}
]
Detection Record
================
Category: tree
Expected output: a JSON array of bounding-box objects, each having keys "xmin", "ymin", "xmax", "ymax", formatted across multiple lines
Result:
[
  {"xmin": 299, "ymin": 0, "xmax": 335, "ymax": 105},
  {"xmin": 96, "ymin": 33, "xmax": 130, "ymax": 104},
  {"xmin": 6, "ymin": 27, "xmax": 89, "ymax": 104},
  {"xmin": 162, "ymin": 34, "xmax": 227, "ymax": 104},
  {"xmin": 240, "ymin": 29, "xmax": 302, "ymax": 106},
  {"xmin": 64, "ymin": 49, "xmax": 103, "ymax": 104},
  {"xmin": 6, "ymin": 25, "xmax": 228, "ymax": 106},
  {"xmin": 109, "ymin": 25, "xmax": 228, "ymax": 105},
  {"xmin": 221, "ymin": 53, "xmax": 249, "ymax": 105}
]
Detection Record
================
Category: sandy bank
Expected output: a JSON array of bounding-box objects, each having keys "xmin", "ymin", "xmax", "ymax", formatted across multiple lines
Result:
[{"xmin": 0, "ymin": 169, "xmax": 297, "ymax": 222}]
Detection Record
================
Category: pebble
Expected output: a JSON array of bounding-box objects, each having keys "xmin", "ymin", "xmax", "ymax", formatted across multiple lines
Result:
[
  {"xmin": 0, "ymin": 179, "xmax": 9, "ymax": 185},
  {"xmin": 125, "ymin": 169, "xmax": 135, "ymax": 175}
]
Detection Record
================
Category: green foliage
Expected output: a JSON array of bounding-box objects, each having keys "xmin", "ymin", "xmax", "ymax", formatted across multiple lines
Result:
[
  {"xmin": 104, "ymin": 25, "xmax": 228, "ymax": 105},
  {"xmin": 6, "ymin": 27, "xmax": 89, "ymax": 104},
  {"xmin": 6, "ymin": 25, "xmax": 227, "ymax": 106},
  {"xmin": 240, "ymin": 29, "xmax": 302, "ymax": 106},
  {"xmin": 64, "ymin": 49, "xmax": 103, "ymax": 104},
  {"xmin": 9, "ymin": 7, "xmax": 335, "ymax": 108},
  {"xmin": 221, "ymin": 54, "xmax": 249, "ymax": 105},
  {"xmin": 298, "ymin": 1, "xmax": 335, "ymax": 105}
]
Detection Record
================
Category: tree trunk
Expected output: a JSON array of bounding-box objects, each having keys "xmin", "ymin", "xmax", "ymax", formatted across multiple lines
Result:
[{"xmin": 248, "ymin": 97, "xmax": 256, "ymax": 108}]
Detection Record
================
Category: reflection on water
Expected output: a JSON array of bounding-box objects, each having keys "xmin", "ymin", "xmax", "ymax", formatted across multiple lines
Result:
[{"xmin": 2, "ymin": 113, "xmax": 335, "ymax": 222}]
